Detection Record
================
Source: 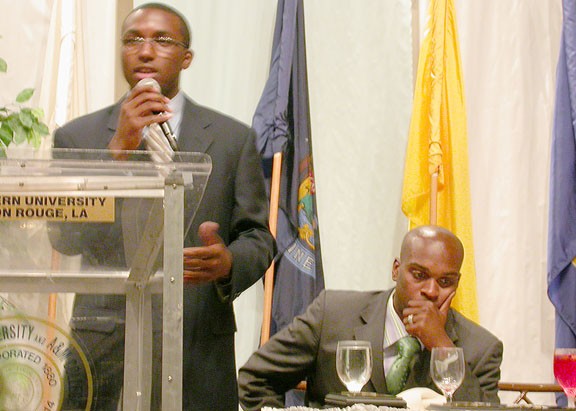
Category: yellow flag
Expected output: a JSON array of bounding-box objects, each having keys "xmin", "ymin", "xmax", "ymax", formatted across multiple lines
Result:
[{"xmin": 401, "ymin": 0, "xmax": 478, "ymax": 321}]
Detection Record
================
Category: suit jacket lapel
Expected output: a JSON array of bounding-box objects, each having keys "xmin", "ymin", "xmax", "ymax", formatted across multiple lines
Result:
[
  {"xmin": 177, "ymin": 98, "xmax": 215, "ymax": 153},
  {"xmin": 107, "ymin": 103, "xmax": 120, "ymax": 134},
  {"xmin": 354, "ymin": 290, "xmax": 391, "ymax": 394}
]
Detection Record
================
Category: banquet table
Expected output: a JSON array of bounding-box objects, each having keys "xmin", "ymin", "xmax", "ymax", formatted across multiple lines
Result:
[
  {"xmin": 263, "ymin": 406, "xmax": 404, "ymax": 411},
  {"xmin": 262, "ymin": 402, "xmax": 567, "ymax": 411}
]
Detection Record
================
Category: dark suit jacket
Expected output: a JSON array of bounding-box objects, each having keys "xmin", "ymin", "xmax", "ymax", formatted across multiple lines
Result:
[
  {"xmin": 52, "ymin": 96, "xmax": 275, "ymax": 410},
  {"xmin": 238, "ymin": 289, "xmax": 503, "ymax": 410}
]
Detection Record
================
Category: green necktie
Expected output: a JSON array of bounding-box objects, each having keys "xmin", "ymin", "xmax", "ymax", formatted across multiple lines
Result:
[{"xmin": 386, "ymin": 336, "xmax": 421, "ymax": 395}]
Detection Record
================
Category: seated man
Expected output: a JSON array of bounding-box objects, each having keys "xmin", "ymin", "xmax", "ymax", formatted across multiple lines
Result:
[{"xmin": 238, "ymin": 225, "xmax": 503, "ymax": 409}]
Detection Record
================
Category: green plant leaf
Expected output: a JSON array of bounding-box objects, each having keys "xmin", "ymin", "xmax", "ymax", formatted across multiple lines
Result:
[
  {"xmin": 7, "ymin": 115, "xmax": 25, "ymax": 143},
  {"xmin": 0, "ymin": 124, "xmax": 12, "ymax": 146},
  {"xmin": 27, "ymin": 128, "xmax": 41, "ymax": 147},
  {"xmin": 6, "ymin": 114, "xmax": 19, "ymax": 128},
  {"xmin": 0, "ymin": 58, "xmax": 6, "ymax": 73},
  {"xmin": 32, "ymin": 121, "xmax": 50, "ymax": 136},
  {"xmin": 12, "ymin": 125, "xmax": 26, "ymax": 145},
  {"xmin": 31, "ymin": 107, "xmax": 45, "ymax": 120},
  {"xmin": 19, "ymin": 110, "xmax": 34, "ymax": 128},
  {"xmin": 16, "ymin": 88, "xmax": 34, "ymax": 103}
]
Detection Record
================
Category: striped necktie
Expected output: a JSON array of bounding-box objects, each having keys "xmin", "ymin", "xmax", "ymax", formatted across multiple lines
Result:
[
  {"xmin": 144, "ymin": 123, "xmax": 174, "ymax": 163},
  {"xmin": 386, "ymin": 336, "xmax": 420, "ymax": 395}
]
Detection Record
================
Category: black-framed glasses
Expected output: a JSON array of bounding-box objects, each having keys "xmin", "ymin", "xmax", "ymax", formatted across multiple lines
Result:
[{"xmin": 122, "ymin": 36, "xmax": 188, "ymax": 54}]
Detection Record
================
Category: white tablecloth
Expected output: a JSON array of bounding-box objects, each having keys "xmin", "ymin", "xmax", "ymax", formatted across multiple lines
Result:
[
  {"xmin": 262, "ymin": 387, "xmax": 446, "ymax": 411},
  {"xmin": 263, "ymin": 406, "xmax": 402, "ymax": 411}
]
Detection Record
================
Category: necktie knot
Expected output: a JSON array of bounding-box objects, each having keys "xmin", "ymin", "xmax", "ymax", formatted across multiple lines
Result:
[{"xmin": 386, "ymin": 336, "xmax": 420, "ymax": 395}]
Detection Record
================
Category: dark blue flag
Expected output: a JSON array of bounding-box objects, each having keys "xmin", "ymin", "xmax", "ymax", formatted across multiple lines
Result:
[
  {"xmin": 253, "ymin": 0, "xmax": 324, "ymax": 337},
  {"xmin": 548, "ymin": 0, "xmax": 576, "ymax": 404}
]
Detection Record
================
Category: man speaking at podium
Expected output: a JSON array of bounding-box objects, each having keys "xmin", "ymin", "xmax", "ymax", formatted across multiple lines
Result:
[{"xmin": 50, "ymin": 3, "xmax": 275, "ymax": 410}]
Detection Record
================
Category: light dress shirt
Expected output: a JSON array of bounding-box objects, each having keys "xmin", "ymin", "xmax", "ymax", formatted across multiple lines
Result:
[{"xmin": 166, "ymin": 90, "xmax": 185, "ymax": 139}]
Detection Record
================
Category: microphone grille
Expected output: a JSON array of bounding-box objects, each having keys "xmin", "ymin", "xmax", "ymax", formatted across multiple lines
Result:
[{"xmin": 135, "ymin": 78, "xmax": 161, "ymax": 93}]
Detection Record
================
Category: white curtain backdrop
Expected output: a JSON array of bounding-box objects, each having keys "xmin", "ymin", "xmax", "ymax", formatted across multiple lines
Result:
[
  {"xmin": 1, "ymin": 1, "xmax": 54, "ymax": 112},
  {"xmin": 2, "ymin": 0, "xmax": 564, "ymax": 405},
  {"xmin": 0, "ymin": 0, "xmax": 116, "ymax": 331},
  {"xmin": 305, "ymin": 0, "xmax": 413, "ymax": 293},
  {"xmin": 457, "ymin": 0, "xmax": 561, "ymax": 403}
]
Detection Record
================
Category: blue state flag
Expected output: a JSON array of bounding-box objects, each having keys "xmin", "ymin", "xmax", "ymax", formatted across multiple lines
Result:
[
  {"xmin": 548, "ymin": 0, "xmax": 576, "ymax": 361},
  {"xmin": 253, "ymin": 0, "xmax": 324, "ymax": 336}
]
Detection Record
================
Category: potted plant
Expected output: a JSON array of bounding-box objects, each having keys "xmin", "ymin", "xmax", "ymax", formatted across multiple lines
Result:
[{"xmin": 0, "ymin": 42, "xmax": 50, "ymax": 157}]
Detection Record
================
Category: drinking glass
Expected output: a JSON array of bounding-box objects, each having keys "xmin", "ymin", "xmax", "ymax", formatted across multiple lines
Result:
[
  {"xmin": 336, "ymin": 340, "xmax": 373, "ymax": 393},
  {"xmin": 554, "ymin": 348, "xmax": 576, "ymax": 407},
  {"xmin": 430, "ymin": 347, "xmax": 465, "ymax": 402}
]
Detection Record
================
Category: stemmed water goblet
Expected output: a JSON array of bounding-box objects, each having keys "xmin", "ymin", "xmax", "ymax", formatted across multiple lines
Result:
[
  {"xmin": 554, "ymin": 348, "xmax": 576, "ymax": 408},
  {"xmin": 336, "ymin": 340, "xmax": 373, "ymax": 394},
  {"xmin": 430, "ymin": 347, "xmax": 465, "ymax": 403}
]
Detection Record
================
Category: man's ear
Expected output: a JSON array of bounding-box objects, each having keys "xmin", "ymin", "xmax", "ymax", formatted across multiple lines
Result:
[
  {"xmin": 392, "ymin": 258, "xmax": 400, "ymax": 281},
  {"xmin": 182, "ymin": 49, "xmax": 194, "ymax": 70}
]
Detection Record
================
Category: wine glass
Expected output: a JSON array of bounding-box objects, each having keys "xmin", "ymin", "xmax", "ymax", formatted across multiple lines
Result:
[
  {"xmin": 554, "ymin": 348, "xmax": 576, "ymax": 407},
  {"xmin": 336, "ymin": 340, "xmax": 373, "ymax": 393},
  {"xmin": 430, "ymin": 347, "xmax": 465, "ymax": 402}
]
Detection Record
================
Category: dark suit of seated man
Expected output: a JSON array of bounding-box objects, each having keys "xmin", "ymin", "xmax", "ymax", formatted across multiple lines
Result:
[{"xmin": 238, "ymin": 225, "xmax": 503, "ymax": 410}]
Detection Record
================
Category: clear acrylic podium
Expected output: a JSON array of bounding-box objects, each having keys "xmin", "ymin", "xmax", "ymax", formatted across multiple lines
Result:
[{"xmin": 0, "ymin": 148, "xmax": 211, "ymax": 411}]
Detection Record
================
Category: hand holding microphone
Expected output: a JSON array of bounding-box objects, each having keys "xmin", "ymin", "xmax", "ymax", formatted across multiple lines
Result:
[
  {"xmin": 108, "ymin": 77, "xmax": 176, "ymax": 156},
  {"xmin": 134, "ymin": 78, "xmax": 179, "ymax": 151}
]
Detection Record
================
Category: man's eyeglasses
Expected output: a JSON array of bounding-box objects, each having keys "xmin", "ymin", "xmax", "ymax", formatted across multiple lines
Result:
[{"xmin": 122, "ymin": 36, "xmax": 188, "ymax": 54}]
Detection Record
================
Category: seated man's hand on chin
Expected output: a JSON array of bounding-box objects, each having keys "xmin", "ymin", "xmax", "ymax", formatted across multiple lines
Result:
[{"xmin": 402, "ymin": 291, "xmax": 456, "ymax": 349}]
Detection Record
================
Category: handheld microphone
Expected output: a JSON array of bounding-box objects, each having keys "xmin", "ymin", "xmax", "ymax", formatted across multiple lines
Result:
[{"xmin": 134, "ymin": 78, "xmax": 179, "ymax": 151}]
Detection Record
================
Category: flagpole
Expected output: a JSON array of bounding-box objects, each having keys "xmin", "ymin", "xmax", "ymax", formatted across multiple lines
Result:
[
  {"xmin": 48, "ymin": 250, "xmax": 61, "ymax": 319},
  {"xmin": 260, "ymin": 151, "xmax": 282, "ymax": 345},
  {"xmin": 430, "ymin": 170, "xmax": 439, "ymax": 225}
]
